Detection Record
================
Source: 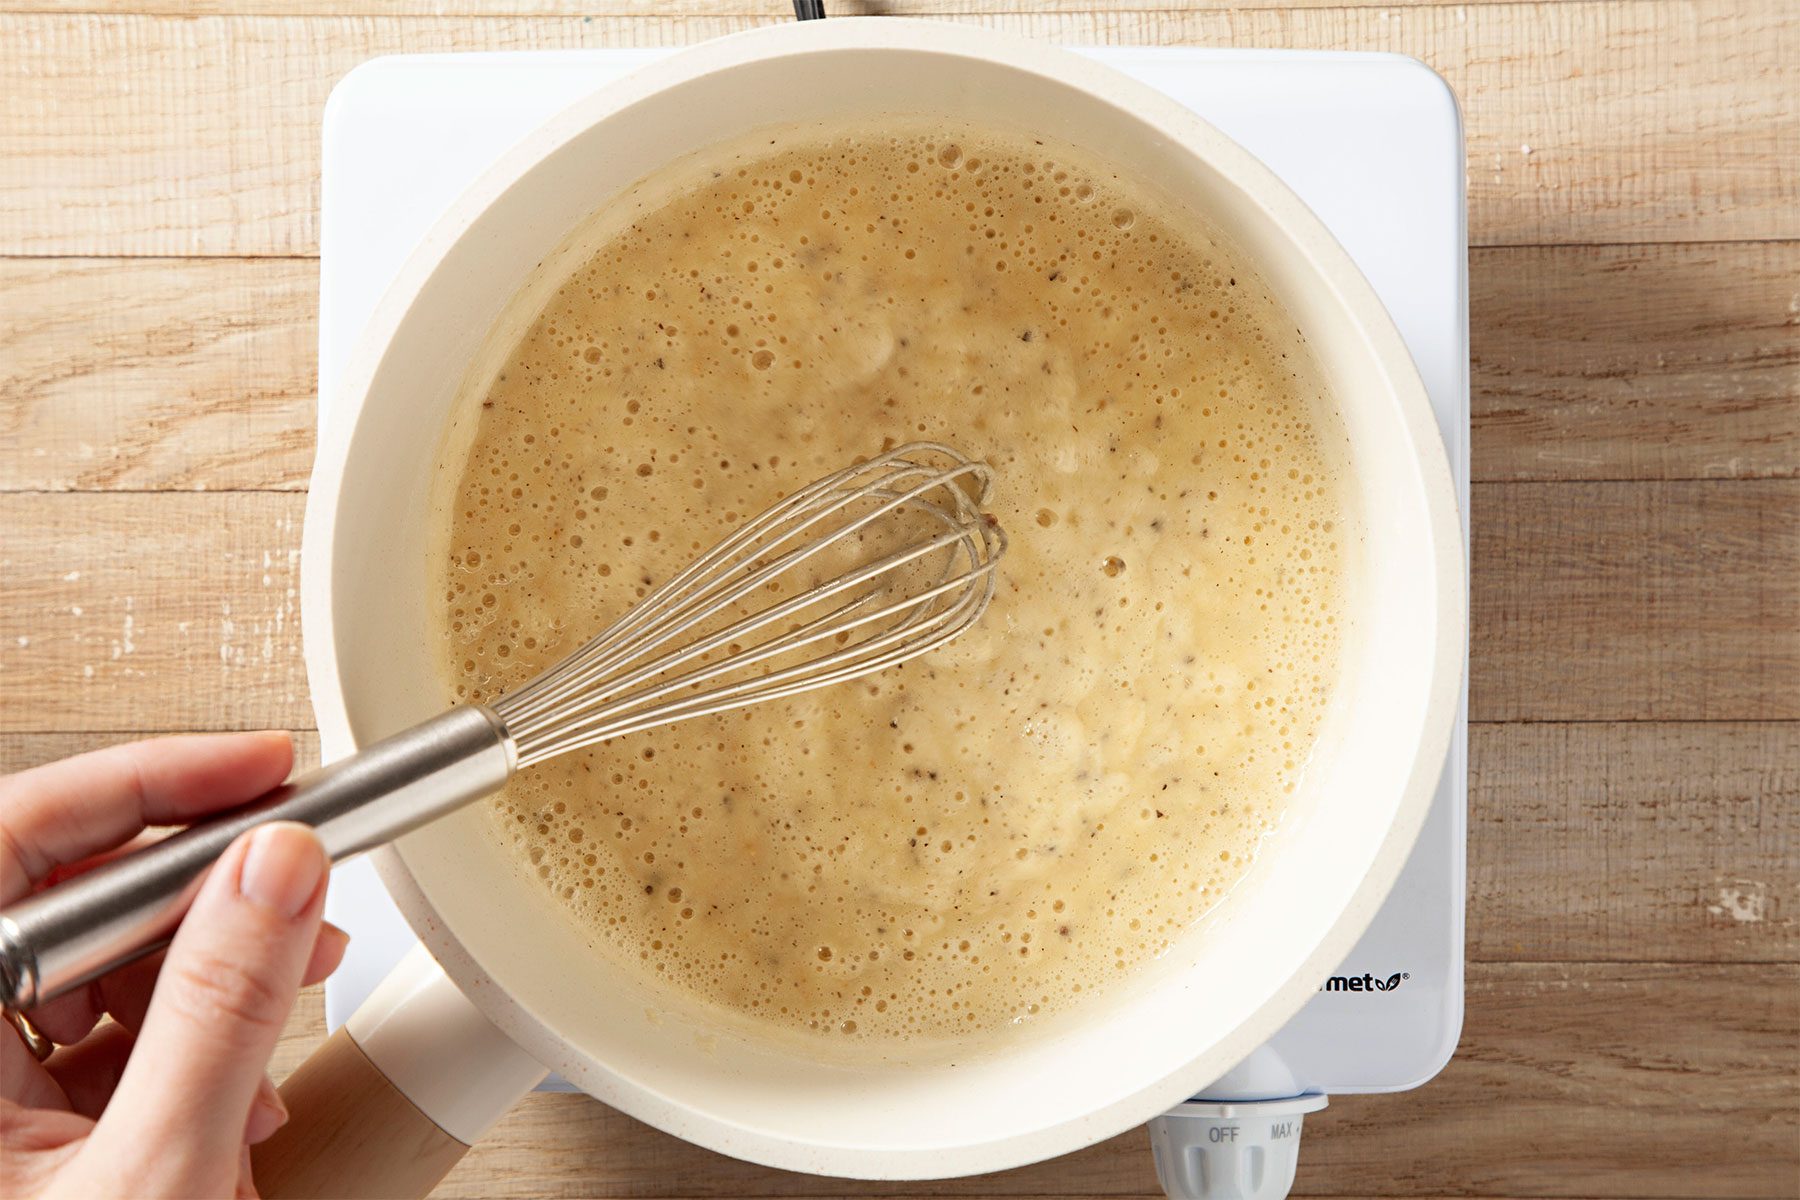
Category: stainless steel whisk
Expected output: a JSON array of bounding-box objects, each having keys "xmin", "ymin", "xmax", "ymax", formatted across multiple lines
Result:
[{"xmin": 0, "ymin": 442, "xmax": 1004, "ymax": 1010}]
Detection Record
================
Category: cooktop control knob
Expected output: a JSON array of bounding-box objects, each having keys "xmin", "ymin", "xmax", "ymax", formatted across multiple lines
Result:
[{"xmin": 1147, "ymin": 1094, "xmax": 1329, "ymax": 1200}]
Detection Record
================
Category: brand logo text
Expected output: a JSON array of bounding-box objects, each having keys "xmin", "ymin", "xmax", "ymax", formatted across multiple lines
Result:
[{"xmin": 1321, "ymin": 971, "xmax": 1410, "ymax": 992}]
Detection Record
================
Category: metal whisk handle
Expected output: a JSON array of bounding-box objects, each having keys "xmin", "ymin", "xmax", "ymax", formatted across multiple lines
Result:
[{"xmin": 0, "ymin": 706, "xmax": 515, "ymax": 1012}]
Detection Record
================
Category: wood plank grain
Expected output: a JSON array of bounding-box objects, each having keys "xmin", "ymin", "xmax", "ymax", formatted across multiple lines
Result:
[
  {"xmin": 259, "ymin": 964, "xmax": 1799, "ymax": 1198},
  {"xmin": 1469, "ymin": 480, "xmax": 1800, "ymax": 722},
  {"xmin": 2, "ymin": 3, "xmax": 1794, "ymax": 256},
  {"xmin": 1471, "ymin": 242, "xmax": 1800, "ymax": 482},
  {"xmin": 0, "ymin": 493, "xmax": 309, "ymax": 732},
  {"xmin": 5, "ymin": 243, "xmax": 1794, "ymax": 493},
  {"xmin": 0, "ymin": 258, "xmax": 317, "ymax": 492},
  {"xmin": 1302, "ymin": 964, "xmax": 1798, "ymax": 1199},
  {"xmin": 4, "ymin": 482, "xmax": 1794, "ymax": 728},
  {"xmin": 1469, "ymin": 722, "xmax": 1799, "ymax": 963}
]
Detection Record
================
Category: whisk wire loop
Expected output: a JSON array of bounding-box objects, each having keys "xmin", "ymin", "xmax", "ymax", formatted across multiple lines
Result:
[
  {"xmin": 525, "ymin": 541, "xmax": 993, "ymax": 760},
  {"xmin": 493, "ymin": 443, "xmax": 1003, "ymax": 766},
  {"xmin": 505, "ymin": 460, "xmax": 983, "ymax": 719},
  {"xmin": 496, "ymin": 453, "xmax": 979, "ymax": 720}
]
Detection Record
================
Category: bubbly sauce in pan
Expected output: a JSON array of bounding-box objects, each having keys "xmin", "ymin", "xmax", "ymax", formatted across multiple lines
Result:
[{"xmin": 433, "ymin": 120, "xmax": 1351, "ymax": 1047}]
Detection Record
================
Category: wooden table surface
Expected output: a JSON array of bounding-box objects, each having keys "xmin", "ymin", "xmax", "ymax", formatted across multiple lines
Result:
[{"xmin": 2, "ymin": 2, "xmax": 1795, "ymax": 1197}]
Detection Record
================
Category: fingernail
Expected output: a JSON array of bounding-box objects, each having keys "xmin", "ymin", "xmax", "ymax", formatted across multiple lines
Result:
[
  {"xmin": 245, "ymin": 1077, "xmax": 290, "ymax": 1145},
  {"xmin": 239, "ymin": 823, "xmax": 325, "ymax": 919}
]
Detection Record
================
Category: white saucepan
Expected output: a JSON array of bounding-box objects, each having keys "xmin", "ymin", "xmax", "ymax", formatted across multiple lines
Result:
[{"xmin": 260, "ymin": 17, "xmax": 1464, "ymax": 1199}]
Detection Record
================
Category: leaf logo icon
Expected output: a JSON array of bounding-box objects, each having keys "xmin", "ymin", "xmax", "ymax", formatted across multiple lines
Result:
[{"xmin": 1379, "ymin": 973, "xmax": 1403, "ymax": 991}]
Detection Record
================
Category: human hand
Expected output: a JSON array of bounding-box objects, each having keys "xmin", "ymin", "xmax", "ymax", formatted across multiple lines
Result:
[{"xmin": 1, "ymin": 733, "xmax": 347, "ymax": 1198}]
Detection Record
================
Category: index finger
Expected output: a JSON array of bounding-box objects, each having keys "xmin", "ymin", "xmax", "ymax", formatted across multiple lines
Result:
[{"xmin": 0, "ymin": 732, "xmax": 294, "ymax": 903}]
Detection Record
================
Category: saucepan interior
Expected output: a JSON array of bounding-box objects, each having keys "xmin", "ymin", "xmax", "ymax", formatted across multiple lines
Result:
[{"xmin": 303, "ymin": 19, "xmax": 1462, "ymax": 1179}]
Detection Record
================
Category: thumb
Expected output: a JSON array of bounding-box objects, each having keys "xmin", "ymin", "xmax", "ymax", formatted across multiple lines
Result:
[{"xmin": 89, "ymin": 822, "xmax": 326, "ymax": 1192}]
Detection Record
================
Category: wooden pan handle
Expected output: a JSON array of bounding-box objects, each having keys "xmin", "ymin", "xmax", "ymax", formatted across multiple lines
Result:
[
  {"xmin": 250, "ymin": 947, "xmax": 547, "ymax": 1199},
  {"xmin": 252, "ymin": 1025, "xmax": 469, "ymax": 1199}
]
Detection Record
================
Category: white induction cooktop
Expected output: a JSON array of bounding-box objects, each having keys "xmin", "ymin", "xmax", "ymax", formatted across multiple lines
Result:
[{"xmin": 316, "ymin": 46, "xmax": 1469, "ymax": 1111}]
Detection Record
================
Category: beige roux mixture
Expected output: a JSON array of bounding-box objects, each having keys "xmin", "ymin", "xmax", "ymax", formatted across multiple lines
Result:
[{"xmin": 434, "ymin": 119, "xmax": 1351, "ymax": 1047}]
